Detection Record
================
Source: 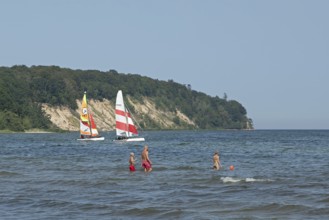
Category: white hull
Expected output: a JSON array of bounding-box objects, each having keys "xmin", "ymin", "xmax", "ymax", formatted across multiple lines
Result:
[
  {"xmin": 113, "ymin": 137, "xmax": 145, "ymax": 142},
  {"xmin": 77, "ymin": 137, "xmax": 105, "ymax": 141}
]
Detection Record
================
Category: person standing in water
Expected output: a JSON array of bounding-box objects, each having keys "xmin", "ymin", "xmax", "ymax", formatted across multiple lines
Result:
[
  {"xmin": 129, "ymin": 152, "xmax": 136, "ymax": 172},
  {"xmin": 141, "ymin": 145, "xmax": 152, "ymax": 172},
  {"xmin": 213, "ymin": 151, "xmax": 221, "ymax": 170}
]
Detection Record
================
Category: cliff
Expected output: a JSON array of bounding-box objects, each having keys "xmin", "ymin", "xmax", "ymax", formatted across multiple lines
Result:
[
  {"xmin": 41, "ymin": 96, "xmax": 196, "ymax": 131},
  {"xmin": 0, "ymin": 65, "xmax": 253, "ymax": 131}
]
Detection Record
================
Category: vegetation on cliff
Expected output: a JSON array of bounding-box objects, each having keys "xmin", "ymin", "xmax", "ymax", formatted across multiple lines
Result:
[{"xmin": 0, "ymin": 65, "xmax": 253, "ymax": 131}]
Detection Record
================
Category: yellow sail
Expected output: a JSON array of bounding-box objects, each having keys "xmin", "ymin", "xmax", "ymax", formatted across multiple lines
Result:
[
  {"xmin": 77, "ymin": 91, "xmax": 104, "ymax": 140},
  {"xmin": 80, "ymin": 91, "xmax": 91, "ymax": 136},
  {"xmin": 80, "ymin": 92, "xmax": 89, "ymax": 123}
]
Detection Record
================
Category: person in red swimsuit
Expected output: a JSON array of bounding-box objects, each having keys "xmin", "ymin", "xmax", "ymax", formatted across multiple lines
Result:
[
  {"xmin": 141, "ymin": 145, "xmax": 152, "ymax": 172},
  {"xmin": 129, "ymin": 152, "xmax": 136, "ymax": 172}
]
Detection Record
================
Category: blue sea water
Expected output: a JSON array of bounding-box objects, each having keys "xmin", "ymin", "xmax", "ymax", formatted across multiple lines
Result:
[{"xmin": 0, "ymin": 130, "xmax": 328, "ymax": 219}]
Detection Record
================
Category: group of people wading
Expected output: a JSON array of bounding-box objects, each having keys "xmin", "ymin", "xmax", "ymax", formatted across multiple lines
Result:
[
  {"xmin": 129, "ymin": 145, "xmax": 222, "ymax": 172},
  {"xmin": 129, "ymin": 145, "xmax": 152, "ymax": 172}
]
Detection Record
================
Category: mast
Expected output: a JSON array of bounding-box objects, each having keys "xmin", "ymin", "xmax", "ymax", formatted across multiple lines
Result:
[
  {"xmin": 86, "ymin": 91, "xmax": 93, "ymax": 136},
  {"xmin": 88, "ymin": 111, "xmax": 92, "ymax": 137}
]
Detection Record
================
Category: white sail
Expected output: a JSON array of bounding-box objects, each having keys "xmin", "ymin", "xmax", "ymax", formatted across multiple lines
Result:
[
  {"xmin": 115, "ymin": 90, "xmax": 144, "ymax": 141},
  {"xmin": 80, "ymin": 120, "xmax": 91, "ymax": 135}
]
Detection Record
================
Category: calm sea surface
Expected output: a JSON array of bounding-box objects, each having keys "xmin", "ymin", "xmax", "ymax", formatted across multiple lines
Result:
[{"xmin": 0, "ymin": 130, "xmax": 328, "ymax": 219}]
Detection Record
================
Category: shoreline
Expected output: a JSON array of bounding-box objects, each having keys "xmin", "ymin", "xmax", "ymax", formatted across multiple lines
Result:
[
  {"xmin": 0, "ymin": 129, "xmax": 54, "ymax": 134},
  {"xmin": 24, "ymin": 130, "xmax": 54, "ymax": 134}
]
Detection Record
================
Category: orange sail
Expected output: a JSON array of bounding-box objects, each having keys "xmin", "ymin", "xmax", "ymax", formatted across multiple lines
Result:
[{"xmin": 90, "ymin": 113, "xmax": 99, "ymax": 137}]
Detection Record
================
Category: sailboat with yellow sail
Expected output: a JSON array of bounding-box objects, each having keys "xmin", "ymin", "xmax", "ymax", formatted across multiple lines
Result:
[{"xmin": 77, "ymin": 91, "xmax": 105, "ymax": 141}]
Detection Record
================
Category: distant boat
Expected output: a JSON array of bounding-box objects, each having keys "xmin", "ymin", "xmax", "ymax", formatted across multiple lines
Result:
[
  {"xmin": 77, "ymin": 91, "xmax": 104, "ymax": 141},
  {"xmin": 114, "ymin": 90, "xmax": 145, "ymax": 142}
]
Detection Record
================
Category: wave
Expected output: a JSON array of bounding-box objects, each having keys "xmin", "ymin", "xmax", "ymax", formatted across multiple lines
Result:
[
  {"xmin": 0, "ymin": 171, "xmax": 19, "ymax": 176},
  {"xmin": 220, "ymin": 176, "xmax": 273, "ymax": 183}
]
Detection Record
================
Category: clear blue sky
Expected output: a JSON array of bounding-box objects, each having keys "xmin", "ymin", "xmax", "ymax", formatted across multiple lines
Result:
[{"xmin": 1, "ymin": 0, "xmax": 329, "ymax": 129}]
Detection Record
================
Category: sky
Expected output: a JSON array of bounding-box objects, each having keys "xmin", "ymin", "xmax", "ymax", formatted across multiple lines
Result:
[{"xmin": 1, "ymin": 0, "xmax": 329, "ymax": 129}]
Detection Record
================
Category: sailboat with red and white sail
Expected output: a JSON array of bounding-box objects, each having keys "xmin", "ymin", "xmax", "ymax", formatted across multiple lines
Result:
[
  {"xmin": 114, "ymin": 90, "xmax": 145, "ymax": 142},
  {"xmin": 77, "ymin": 91, "xmax": 105, "ymax": 141}
]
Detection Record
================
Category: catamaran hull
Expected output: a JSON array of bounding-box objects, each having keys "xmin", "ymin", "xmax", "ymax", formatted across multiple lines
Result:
[
  {"xmin": 77, "ymin": 137, "xmax": 105, "ymax": 141},
  {"xmin": 113, "ymin": 137, "xmax": 145, "ymax": 142}
]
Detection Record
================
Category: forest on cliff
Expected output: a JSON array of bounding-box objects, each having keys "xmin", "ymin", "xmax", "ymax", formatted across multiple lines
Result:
[{"xmin": 0, "ymin": 65, "xmax": 253, "ymax": 131}]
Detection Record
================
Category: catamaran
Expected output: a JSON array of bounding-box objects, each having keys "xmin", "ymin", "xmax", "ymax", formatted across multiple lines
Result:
[
  {"xmin": 114, "ymin": 90, "xmax": 145, "ymax": 142},
  {"xmin": 77, "ymin": 91, "xmax": 104, "ymax": 141}
]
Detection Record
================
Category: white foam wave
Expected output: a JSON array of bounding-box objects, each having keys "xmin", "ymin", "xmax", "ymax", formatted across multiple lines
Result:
[
  {"xmin": 245, "ymin": 177, "xmax": 272, "ymax": 182},
  {"xmin": 220, "ymin": 177, "xmax": 241, "ymax": 183},
  {"xmin": 220, "ymin": 177, "xmax": 273, "ymax": 183}
]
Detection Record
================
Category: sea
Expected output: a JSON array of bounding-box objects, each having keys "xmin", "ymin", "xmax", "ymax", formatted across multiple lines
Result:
[{"xmin": 0, "ymin": 130, "xmax": 328, "ymax": 220}]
